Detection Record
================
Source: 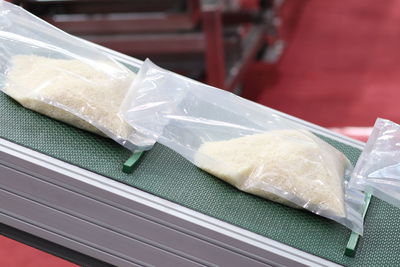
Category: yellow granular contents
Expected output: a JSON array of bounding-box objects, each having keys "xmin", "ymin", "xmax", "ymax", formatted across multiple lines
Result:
[
  {"xmin": 195, "ymin": 129, "xmax": 348, "ymax": 217},
  {"xmin": 3, "ymin": 55, "xmax": 135, "ymax": 138}
]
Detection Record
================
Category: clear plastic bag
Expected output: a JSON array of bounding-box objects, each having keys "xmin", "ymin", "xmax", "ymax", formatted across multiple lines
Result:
[
  {"xmin": 121, "ymin": 59, "xmax": 365, "ymax": 234},
  {"xmin": 0, "ymin": 1, "xmax": 154, "ymax": 151},
  {"xmin": 350, "ymin": 118, "xmax": 400, "ymax": 208}
]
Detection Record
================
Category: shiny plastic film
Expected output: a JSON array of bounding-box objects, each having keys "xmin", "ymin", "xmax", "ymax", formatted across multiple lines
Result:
[
  {"xmin": 0, "ymin": 1, "xmax": 154, "ymax": 151},
  {"xmin": 350, "ymin": 118, "xmax": 400, "ymax": 208},
  {"xmin": 121, "ymin": 59, "xmax": 365, "ymax": 234}
]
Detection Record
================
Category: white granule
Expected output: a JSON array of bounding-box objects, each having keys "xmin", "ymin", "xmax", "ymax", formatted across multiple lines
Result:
[
  {"xmin": 195, "ymin": 129, "xmax": 348, "ymax": 217},
  {"xmin": 3, "ymin": 55, "xmax": 135, "ymax": 139}
]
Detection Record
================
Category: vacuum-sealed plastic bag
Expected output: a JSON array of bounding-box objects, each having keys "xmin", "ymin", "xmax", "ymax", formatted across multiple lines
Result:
[
  {"xmin": 0, "ymin": 1, "xmax": 154, "ymax": 150},
  {"xmin": 350, "ymin": 118, "xmax": 400, "ymax": 208},
  {"xmin": 121, "ymin": 59, "xmax": 365, "ymax": 234}
]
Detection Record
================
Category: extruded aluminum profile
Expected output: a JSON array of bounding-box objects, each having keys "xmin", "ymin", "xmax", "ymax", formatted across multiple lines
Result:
[{"xmin": 0, "ymin": 48, "xmax": 363, "ymax": 267}]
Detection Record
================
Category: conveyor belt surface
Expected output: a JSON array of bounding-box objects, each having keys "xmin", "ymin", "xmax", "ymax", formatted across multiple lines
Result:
[{"xmin": 1, "ymin": 72, "xmax": 399, "ymax": 266}]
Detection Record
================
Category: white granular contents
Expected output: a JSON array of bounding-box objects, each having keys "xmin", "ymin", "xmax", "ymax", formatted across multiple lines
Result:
[
  {"xmin": 3, "ymin": 55, "xmax": 135, "ymax": 138},
  {"xmin": 195, "ymin": 130, "xmax": 348, "ymax": 217}
]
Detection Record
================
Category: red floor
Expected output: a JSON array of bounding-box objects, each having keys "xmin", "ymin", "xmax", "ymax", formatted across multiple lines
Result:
[
  {"xmin": 243, "ymin": 0, "xmax": 400, "ymax": 128},
  {"xmin": 2, "ymin": 0, "xmax": 400, "ymax": 265},
  {"xmin": 0, "ymin": 236, "xmax": 76, "ymax": 267}
]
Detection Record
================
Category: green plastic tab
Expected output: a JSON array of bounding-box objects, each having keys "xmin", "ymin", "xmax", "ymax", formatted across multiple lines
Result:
[
  {"xmin": 345, "ymin": 231, "xmax": 360, "ymax": 257},
  {"xmin": 345, "ymin": 192, "xmax": 372, "ymax": 257},
  {"xmin": 122, "ymin": 151, "xmax": 144, "ymax": 173}
]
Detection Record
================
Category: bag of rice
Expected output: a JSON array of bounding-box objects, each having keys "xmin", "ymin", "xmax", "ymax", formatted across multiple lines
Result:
[
  {"xmin": 0, "ymin": 1, "xmax": 154, "ymax": 150},
  {"xmin": 350, "ymin": 118, "xmax": 400, "ymax": 208},
  {"xmin": 121, "ymin": 59, "xmax": 365, "ymax": 234}
]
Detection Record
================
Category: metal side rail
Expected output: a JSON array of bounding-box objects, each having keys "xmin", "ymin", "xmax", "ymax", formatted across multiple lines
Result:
[{"xmin": 0, "ymin": 138, "xmax": 341, "ymax": 267}]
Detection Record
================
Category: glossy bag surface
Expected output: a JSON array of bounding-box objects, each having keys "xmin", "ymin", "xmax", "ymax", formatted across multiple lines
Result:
[
  {"xmin": 122, "ymin": 59, "xmax": 365, "ymax": 234},
  {"xmin": 0, "ymin": 1, "xmax": 154, "ymax": 151}
]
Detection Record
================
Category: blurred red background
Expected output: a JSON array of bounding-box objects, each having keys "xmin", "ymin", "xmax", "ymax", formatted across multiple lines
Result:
[
  {"xmin": 243, "ymin": 0, "xmax": 400, "ymax": 129},
  {"xmin": 0, "ymin": 236, "xmax": 76, "ymax": 267}
]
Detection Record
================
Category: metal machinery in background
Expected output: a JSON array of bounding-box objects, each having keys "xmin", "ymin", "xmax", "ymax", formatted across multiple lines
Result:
[{"xmin": 15, "ymin": 0, "xmax": 281, "ymax": 91}]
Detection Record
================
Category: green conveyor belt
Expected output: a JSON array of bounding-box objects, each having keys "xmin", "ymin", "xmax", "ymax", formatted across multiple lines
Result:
[{"xmin": 1, "ymin": 89, "xmax": 399, "ymax": 266}]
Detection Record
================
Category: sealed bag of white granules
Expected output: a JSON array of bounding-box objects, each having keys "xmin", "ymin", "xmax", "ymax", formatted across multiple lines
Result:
[
  {"xmin": 0, "ymin": 1, "xmax": 154, "ymax": 150},
  {"xmin": 121, "ymin": 59, "xmax": 365, "ymax": 234},
  {"xmin": 350, "ymin": 118, "xmax": 400, "ymax": 208}
]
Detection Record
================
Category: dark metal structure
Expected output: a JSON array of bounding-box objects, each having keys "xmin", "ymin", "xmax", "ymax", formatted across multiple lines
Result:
[{"xmin": 18, "ymin": 0, "xmax": 276, "ymax": 91}]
